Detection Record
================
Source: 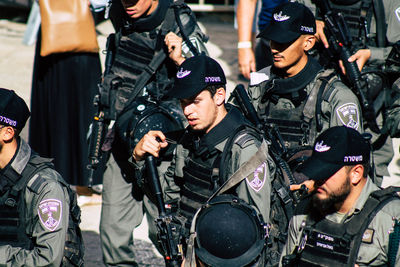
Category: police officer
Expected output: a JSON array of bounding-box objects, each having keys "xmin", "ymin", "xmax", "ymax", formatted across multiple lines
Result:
[
  {"xmin": 133, "ymin": 55, "xmax": 273, "ymax": 249},
  {"xmin": 0, "ymin": 88, "xmax": 83, "ymax": 266},
  {"xmin": 280, "ymin": 126, "xmax": 400, "ymax": 266},
  {"xmin": 246, "ymin": 2, "xmax": 362, "ymax": 163},
  {"xmin": 99, "ymin": 0, "xmax": 208, "ymax": 265},
  {"xmin": 305, "ymin": 0, "xmax": 400, "ymax": 186},
  {"xmin": 184, "ymin": 195, "xmax": 268, "ymax": 267}
]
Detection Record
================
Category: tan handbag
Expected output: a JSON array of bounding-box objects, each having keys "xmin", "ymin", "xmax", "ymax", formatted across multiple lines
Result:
[{"xmin": 39, "ymin": 0, "xmax": 99, "ymax": 57}]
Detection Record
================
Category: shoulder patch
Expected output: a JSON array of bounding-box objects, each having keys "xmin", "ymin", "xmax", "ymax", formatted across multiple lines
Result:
[
  {"xmin": 246, "ymin": 162, "xmax": 267, "ymax": 192},
  {"xmin": 234, "ymin": 133, "xmax": 256, "ymax": 148},
  {"xmin": 336, "ymin": 103, "xmax": 360, "ymax": 130},
  {"xmin": 38, "ymin": 199, "xmax": 62, "ymax": 231},
  {"xmin": 362, "ymin": 228, "xmax": 374, "ymax": 244}
]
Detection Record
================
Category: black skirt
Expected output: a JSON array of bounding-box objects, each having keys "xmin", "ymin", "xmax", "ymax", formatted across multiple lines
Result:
[{"xmin": 29, "ymin": 34, "xmax": 102, "ymax": 186}]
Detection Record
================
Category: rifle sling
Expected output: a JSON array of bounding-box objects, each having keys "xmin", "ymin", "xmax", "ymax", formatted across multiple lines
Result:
[
  {"xmin": 122, "ymin": 6, "xmax": 177, "ymax": 109},
  {"xmin": 208, "ymin": 140, "xmax": 269, "ymax": 199}
]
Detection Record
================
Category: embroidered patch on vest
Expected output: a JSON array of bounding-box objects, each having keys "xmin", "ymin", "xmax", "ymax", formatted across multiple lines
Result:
[
  {"xmin": 362, "ymin": 228, "xmax": 374, "ymax": 244},
  {"xmin": 246, "ymin": 162, "xmax": 267, "ymax": 192},
  {"xmin": 38, "ymin": 199, "xmax": 62, "ymax": 232},
  {"xmin": 336, "ymin": 103, "xmax": 360, "ymax": 130}
]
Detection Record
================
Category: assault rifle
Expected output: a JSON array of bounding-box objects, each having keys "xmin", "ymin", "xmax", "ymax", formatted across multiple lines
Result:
[
  {"xmin": 314, "ymin": 0, "xmax": 380, "ymax": 133},
  {"xmin": 87, "ymin": 33, "xmax": 116, "ymax": 186},
  {"xmin": 231, "ymin": 84, "xmax": 308, "ymax": 203},
  {"xmin": 145, "ymin": 156, "xmax": 182, "ymax": 267}
]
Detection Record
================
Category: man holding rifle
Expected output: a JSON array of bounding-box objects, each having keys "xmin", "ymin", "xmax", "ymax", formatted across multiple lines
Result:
[{"xmin": 133, "ymin": 55, "xmax": 273, "ymax": 266}]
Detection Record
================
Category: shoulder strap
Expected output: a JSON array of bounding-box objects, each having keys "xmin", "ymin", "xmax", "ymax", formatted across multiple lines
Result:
[
  {"xmin": 346, "ymin": 186, "xmax": 400, "ymax": 265},
  {"xmin": 122, "ymin": 5, "xmax": 177, "ymax": 108},
  {"xmin": 309, "ymin": 69, "xmax": 337, "ymax": 132},
  {"xmin": 208, "ymin": 140, "xmax": 269, "ymax": 200},
  {"xmin": 371, "ymin": 0, "xmax": 386, "ymax": 47},
  {"xmin": 3, "ymin": 155, "xmax": 53, "ymax": 208},
  {"xmin": 218, "ymin": 124, "xmax": 262, "ymax": 183},
  {"xmin": 172, "ymin": 0, "xmax": 199, "ymax": 56}
]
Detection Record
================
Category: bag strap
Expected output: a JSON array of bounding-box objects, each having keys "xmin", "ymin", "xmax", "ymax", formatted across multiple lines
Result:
[
  {"xmin": 346, "ymin": 186, "xmax": 400, "ymax": 265},
  {"xmin": 304, "ymin": 69, "xmax": 336, "ymax": 132},
  {"xmin": 2, "ymin": 155, "xmax": 53, "ymax": 208}
]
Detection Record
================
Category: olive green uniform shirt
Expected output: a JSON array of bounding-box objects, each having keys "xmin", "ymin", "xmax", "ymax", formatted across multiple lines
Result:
[
  {"xmin": 280, "ymin": 178, "xmax": 400, "ymax": 266},
  {"xmin": 0, "ymin": 139, "xmax": 69, "ymax": 267},
  {"xmin": 247, "ymin": 68, "xmax": 363, "ymax": 142},
  {"xmin": 161, "ymin": 132, "xmax": 274, "ymax": 222}
]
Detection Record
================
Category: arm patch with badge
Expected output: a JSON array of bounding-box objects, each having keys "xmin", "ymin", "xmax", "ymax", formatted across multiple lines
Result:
[
  {"xmin": 336, "ymin": 103, "xmax": 360, "ymax": 130},
  {"xmin": 38, "ymin": 199, "xmax": 62, "ymax": 231},
  {"xmin": 246, "ymin": 162, "xmax": 267, "ymax": 192}
]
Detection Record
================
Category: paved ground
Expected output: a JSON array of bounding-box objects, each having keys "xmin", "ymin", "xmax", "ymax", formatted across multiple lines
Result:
[{"xmin": 1, "ymin": 8, "xmax": 400, "ymax": 267}]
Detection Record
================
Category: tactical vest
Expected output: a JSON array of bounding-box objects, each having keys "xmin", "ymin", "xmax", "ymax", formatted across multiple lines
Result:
[
  {"xmin": 293, "ymin": 187, "xmax": 400, "ymax": 267},
  {"xmin": 264, "ymin": 99, "xmax": 316, "ymax": 149},
  {"xmin": 179, "ymin": 126, "xmax": 262, "ymax": 232},
  {"xmin": 103, "ymin": 0, "xmax": 204, "ymax": 119},
  {"xmin": 0, "ymin": 155, "xmax": 84, "ymax": 267},
  {"xmin": 329, "ymin": 0, "xmax": 385, "ymax": 48},
  {"xmin": 260, "ymin": 70, "xmax": 337, "ymax": 152}
]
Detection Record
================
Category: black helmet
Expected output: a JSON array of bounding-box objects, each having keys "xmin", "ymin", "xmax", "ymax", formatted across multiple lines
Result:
[{"xmin": 194, "ymin": 195, "xmax": 268, "ymax": 267}]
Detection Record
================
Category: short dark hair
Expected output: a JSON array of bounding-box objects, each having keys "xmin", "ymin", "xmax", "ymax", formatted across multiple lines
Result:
[{"xmin": 205, "ymin": 84, "xmax": 225, "ymax": 97}]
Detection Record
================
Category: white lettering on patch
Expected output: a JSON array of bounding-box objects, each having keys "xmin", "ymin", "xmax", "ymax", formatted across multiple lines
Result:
[
  {"xmin": 300, "ymin": 26, "xmax": 314, "ymax": 33},
  {"xmin": 344, "ymin": 155, "xmax": 363, "ymax": 163},
  {"xmin": 0, "ymin": 116, "xmax": 17, "ymax": 127},
  {"xmin": 38, "ymin": 199, "xmax": 62, "ymax": 232},
  {"xmin": 316, "ymin": 242, "xmax": 334, "ymax": 251},
  {"xmin": 336, "ymin": 103, "xmax": 360, "ymax": 130},
  {"xmin": 205, "ymin": 77, "xmax": 221, "ymax": 83}
]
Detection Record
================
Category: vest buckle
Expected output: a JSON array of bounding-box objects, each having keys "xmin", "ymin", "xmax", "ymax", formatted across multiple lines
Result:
[{"xmin": 5, "ymin": 197, "xmax": 17, "ymax": 207}]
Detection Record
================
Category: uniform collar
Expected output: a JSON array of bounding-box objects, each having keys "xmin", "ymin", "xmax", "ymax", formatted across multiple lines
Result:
[
  {"xmin": 0, "ymin": 138, "xmax": 31, "ymax": 186},
  {"xmin": 124, "ymin": 0, "xmax": 170, "ymax": 33},
  {"xmin": 263, "ymin": 56, "xmax": 322, "ymax": 103},
  {"xmin": 10, "ymin": 138, "xmax": 31, "ymax": 175},
  {"xmin": 347, "ymin": 178, "xmax": 380, "ymax": 216},
  {"xmin": 190, "ymin": 105, "xmax": 247, "ymax": 156}
]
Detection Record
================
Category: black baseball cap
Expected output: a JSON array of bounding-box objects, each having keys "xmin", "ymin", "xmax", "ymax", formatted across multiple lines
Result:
[
  {"xmin": 0, "ymin": 88, "xmax": 30, "ymax": 130},
  {"xmin": 166, "ymin": 55, "xmax": 226, "ymax": 99},
  {"xmin": 299, "ymin": 126, "xmax": 370, "ymax": 181},
  {"xmin": 257, "ymin": 2, "xmax": 316, "ymax": 44}
]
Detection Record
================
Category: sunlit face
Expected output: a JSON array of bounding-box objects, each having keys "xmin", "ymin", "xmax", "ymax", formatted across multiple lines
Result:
[
  {"xmin": 269, "ymin": 35, "xmax": 311, "ymax": 76},
  {"xmin": 120, "ymin": 0, "xmax": 157, "ymax": 19},
  {"xmin": 180, "ymin": 90, "xmax": 219, "ymax": 134}
]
